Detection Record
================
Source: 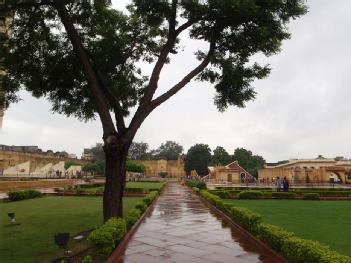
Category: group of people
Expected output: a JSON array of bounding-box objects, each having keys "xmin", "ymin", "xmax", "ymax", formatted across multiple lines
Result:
[{"xmin": 276, "ymin": 176, "xmax": 290, "ymax": 192}]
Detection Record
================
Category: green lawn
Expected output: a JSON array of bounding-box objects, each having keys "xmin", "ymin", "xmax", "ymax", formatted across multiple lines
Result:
[
  {"xmin": 223, "ymin": 199, "xmax": 351, "ymax": 256},
  {"xmin": 0, "ymin": 196, "xmax": 142, "ymax": 263}
]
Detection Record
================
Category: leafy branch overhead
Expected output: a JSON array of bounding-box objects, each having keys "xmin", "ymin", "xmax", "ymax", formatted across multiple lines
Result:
[{"xmin": 2, "ymin": 0, "xmax": 307, "ymax": 139}]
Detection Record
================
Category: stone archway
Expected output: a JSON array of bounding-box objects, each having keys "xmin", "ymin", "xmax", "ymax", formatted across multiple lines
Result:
[{"xmin": 330, "ymin": 172, "xmax": 343, "ymax": 183}]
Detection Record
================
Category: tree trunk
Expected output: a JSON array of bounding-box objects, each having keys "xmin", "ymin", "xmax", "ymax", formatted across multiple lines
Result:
[{"xmin": 103, "ymin": 146, "xmax": 127, "ymax": 222}]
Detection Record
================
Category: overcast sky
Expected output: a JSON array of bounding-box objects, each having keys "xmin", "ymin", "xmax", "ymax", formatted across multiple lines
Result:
[{"xmin": 1, "ymin": 0, "xmax": 351, "ymax": 162}]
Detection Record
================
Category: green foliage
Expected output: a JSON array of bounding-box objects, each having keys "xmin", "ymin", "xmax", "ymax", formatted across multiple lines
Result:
[
  {"xmin": 126, "ymin": 159, "xmax": 145, "ymax": 173},
  {"xmin": 126, "ymin": 208, "xmax": 141, "ymax": 230},
  {"xmin": 7, "ymin": 189, "xmax": 42, "ymax": 202},
  {"xmin": 88, "ymin": 217, "xmax": 126, "ymax": 258},
  {"xmin": 64, "ymin": 160, "xmax": 79, "ymax": 170},
  {"xmin": 238, "ymin": 190, "xmax": 263, "ymax": 199},
  {"xmin": 271, "ymin": 192, "xmax": 297, "ymax": 199},
  {"xmin": 128, "ymin": 142, "xmax": 149, "ymax": 160},
  {"xmin": 303, "ymin": 193, "xmax": 320, "ymax": 200},
  {"xmin": 200, "ymin": 190, "xmax": 351, "ymax": 263},
  {"xmin": 82, "ymin": 255, "xmax": 93, "ymax": 263},
  {"xmin": 257, "ymin": 224, "xmax": 351, "ymax": 263},
  {"xmin": 135, "ymin": 201, "xmax": 147, "ymax": 213},
  {"xmin": 192, "ymin": 187, "xmax": 200, "ymax": 193},
  {"xmin": 210, "ymin": 146, "xmax": 232, "ymax": 166},
  {"xmin": 185, "ymin": 144, "xmax": 211, "ymax": 176},
  {"xmin": 232, "ymin": 148, "xmax": 265, "ymax": 178},
  {"xmin": 186, "ymin": 180, "xmax": 207, "ymax": 190},
  {"xmin": 82, "ymin": 161, "xmax": 105, "ymax": 175},
  {"xmin": 124, "ymin": 187, "xmax": 145, "ymax": 193},
  {"xmin": 211, "ymin": 190, "xmax": 231, "ymax": 199},
  {"xmin": 152, "ymin": 141, "xmax": 183, "ymax": 160}
]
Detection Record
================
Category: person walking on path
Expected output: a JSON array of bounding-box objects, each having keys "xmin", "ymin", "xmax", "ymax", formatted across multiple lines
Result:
[
  {"xmin": 283, "ymin": 177, "xmax": 289, "ymax": 192},
  {"xmin": 276, "ymin": 177, "xmax": 281, "ymax": 192}
]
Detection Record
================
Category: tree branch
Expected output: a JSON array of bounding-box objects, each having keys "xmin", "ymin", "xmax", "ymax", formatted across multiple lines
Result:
[
  {"xmin": 125, "ymin": 41, "xmax": 215, "ymax": 145},
  {"xmin": 151, "ymin": 41, "xmax": 215, "ymax": 110},
  {"xmin": 54, "ymin": 1, "xmax": 117, "ymax": 138}
]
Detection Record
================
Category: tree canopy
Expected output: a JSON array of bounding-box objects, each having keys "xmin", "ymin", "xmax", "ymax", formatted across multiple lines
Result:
[
  {"xmin": 152, "ymin": 140, "xmax": 183, "ymax": 160},
  {"xmin": 233, "ymin": 147, "xmax": 265, "ymax": 178},
  {"xmin": 210, "ymin": 146, "xmax": 232, "ymax": 166},
  {"xmin": 184, "ymin": 143, "xmax": 211, "ymax": 176},
  {"xmin": 128, "ymin": 142, "xmax": 149, "ymax": 160},
  {"xmin": 0, "ymin": 0, "xmax": 307, "ymax": 220}
]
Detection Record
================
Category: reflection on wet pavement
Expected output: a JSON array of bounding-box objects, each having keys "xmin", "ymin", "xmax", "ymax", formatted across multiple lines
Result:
[{"xmin": 114, "ymin": 183, "xmax": 278, "ymax": 263}]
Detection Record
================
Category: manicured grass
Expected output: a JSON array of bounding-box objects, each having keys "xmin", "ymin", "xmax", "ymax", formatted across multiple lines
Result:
[
  {"xmin": 223, "ymin": 199, "xmax": 351, "ymax": 256},
  {"xmin": 0, "ymin": 196, "xmax": 143, "ymax": 263}
]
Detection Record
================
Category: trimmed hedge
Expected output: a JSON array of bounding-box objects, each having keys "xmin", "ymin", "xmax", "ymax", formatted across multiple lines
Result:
[
  {"xmin": 271, "ymin": 192, "xmax": 297, "ymax": 199},
  {"xmin": 238, "ymin": 190, "xmax": 263, "ymax": 199},
  {"xmin": 124, "ymin": 187, "xmax": 145, "ymax": 193},
  {"xmin": 88, "ymin": 218, "xmax": 126, "ymax": 258},
  {"xmin": 186, "ymin": 180, "xmax": 207, "ymax": 189},
  {"xmin": 7, "ymin": 189, "xmax": 42, "ymax": 202},
  {"xmin": 196, "ymin": 189, "xmax": 351, "ymax": 263},
  {"xmin": 303, "ymin": 193, "xmax": 320, "ymax": 200},
  {"xmin": 126, "ymin": 208, "xmax": 141, "ymax": 230}
]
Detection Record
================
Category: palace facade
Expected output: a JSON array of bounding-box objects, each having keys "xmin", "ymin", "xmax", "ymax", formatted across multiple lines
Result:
[
  {"xmin": 258, "ymin": 156, "xmax": 351, "ymax": 184},
  {"xmin": 208, "ymin": 161, "xmax": 255, "ymax": 184},
  {"xmin": 134, "ymin": 157, "xmax": 185, "ymax": 178}
]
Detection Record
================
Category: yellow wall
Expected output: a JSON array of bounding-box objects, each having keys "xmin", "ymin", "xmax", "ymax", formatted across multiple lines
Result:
[{"xmin": 134, "ymin": 158, "xmax": 185, "ymax": 177}]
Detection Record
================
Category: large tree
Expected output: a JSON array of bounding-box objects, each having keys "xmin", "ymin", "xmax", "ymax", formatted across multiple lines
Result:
[
  {"xmin": 211, "ymin": 146, "xmax": 232, "ymax": 166},
  {"xmin": 128, "ymin": 142, "xmax": 149, "ymax": 160},
  {"xmin": 184, "ymin": 143, "xmax": 212, "ymax": 176},
  {"xmin": 153, "ymin": 140, "xmax": 183, "ymax": 160},
  {"xmin": 232, "ymin": 147, "xmax": 265, "ymax": 178},
  {"xmin": 1, "ymin": 0, "xmax": 306, "ymax": 221}
]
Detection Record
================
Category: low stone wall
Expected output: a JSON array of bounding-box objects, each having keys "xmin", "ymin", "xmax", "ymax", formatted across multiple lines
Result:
[{"xmin": 0, "ymin": 179, "xmax": 75, "ymax": 191}]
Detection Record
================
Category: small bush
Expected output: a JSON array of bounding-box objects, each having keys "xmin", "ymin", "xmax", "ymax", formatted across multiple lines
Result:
[
  {"xmin": 88, "ymin": 218, "xmax": 126, "ymax": 258},
  {"xmin": 135, "ymin": 201, "xmax": 147, "ymax": 213},
  {"xmin": 238, "ymin": 190, "xmax": 263, "ymax": 199},
  {"xmin": 228, "ymin": 206, "xmax": 262, "ymax": 233},
  {"xmin": 126, "ymin": 208, "xmax": 141, "ymax": 230},
  {"xmin": 7, "ymin": 189, "xmax": 42, "ymax": 202},
  {"xmin": 271, "ymin": 192, "xmax": 297, "ymax": 199},
  {"xmin": 303, "ymin": 193, "xmax": 320, "ymax": 200},
  {"xmin": 186, "ymin": 180, "xmax": 207, "ymax": 189},
  {"xmin": 75, "ymin": 188, "xmax": 85, "ymax": 195}
]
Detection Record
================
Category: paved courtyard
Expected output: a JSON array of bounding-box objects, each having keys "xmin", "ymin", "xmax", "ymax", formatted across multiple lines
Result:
[{"xmin": 111, "ymin": 183, "xmax": 280, "ymax": 263}]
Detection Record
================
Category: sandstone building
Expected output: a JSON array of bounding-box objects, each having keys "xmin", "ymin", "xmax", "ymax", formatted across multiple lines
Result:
[
  {"xmin": 258, "ymin": 156, "xmax": 351, "ymax": 185},
  {"xmin": 208, "ymin": 161, "xmax": 255, "ymax": 184},
  {"xmin": 134, "ymin": 157, "xmax": 185, "ymax": 178}
]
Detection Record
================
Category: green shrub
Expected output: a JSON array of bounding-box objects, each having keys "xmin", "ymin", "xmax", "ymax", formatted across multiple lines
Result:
[
  {"xmin": 227, "ymin": 206, "xmax": 262, "ymax": 233},
  {"xmin": 271, "ymin": 192, "xmax": 297, "ymax": 199},
  {"xmin": 142, "ymin": 191, "xmax": 158, "ymax": 206},
  {"xmin": 135, "ymin": 201, "xmax": 147, "ymax": 212},
  {"xmin": 303, "ymin": 193, "xmax": 320, "ymax": 200},
  {"xmin": 82, "ymin": 255, "xmax": 93, "ymax": 263},
  {"xmin": 75, "ymin": 188, "xmax": 85, "ymax": 195},
  {"xmin": 124, "ymin": 187, "xmax": 145, "ymax": 193},
  {"xmin": 88, "ymin": 218, "xmax": 126, "ymax": 258},
  {"xmin": 80, "ymin": 183, "xmax": 104, "ymax": 189},
  {"xmin": 7, "ymin": 189, "xmax": 42, "ymax": 202},
  {"xmin": 186, "ymin": 180, "xmax": 207, "ymax": 189},
  {"xmin": 257, "ymin": 223, "xmax": 295, "ymax": 252},
  {"xmin": 126, "ymin": 208, "xmax": 141, "ymax": 230},
  {"xmin": 238, "ymin": 190, "xmax": 263, "ymax": 199}
]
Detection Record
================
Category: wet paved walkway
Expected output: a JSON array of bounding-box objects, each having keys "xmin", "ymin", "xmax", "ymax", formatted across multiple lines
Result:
[{"xmin": 113, "ymin": 183, "xmax": 278, "ymax": 263}]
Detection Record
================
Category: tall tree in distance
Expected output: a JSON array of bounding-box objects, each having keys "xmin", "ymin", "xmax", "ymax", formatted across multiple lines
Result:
[
  {"xmin": 232, "ymin": 147, "xmax": 265, "ymax": 178},
  {"xmin": 211, "ymin": 146, "xmax": 232, "ymax": 166},
  {"xmin": 153, "ymin": 140, "xmax": 183, "ymax": 160},
  {"xmin": 185, "ymin": 144, "xmax": 211, "ymax": 176},
  {"xmin": 1, "ymin": 0, "xmax": 306, "ymax": 221},
  {"xmin": 128, "ymin": 142, "xmax": 149, "ymax": 160}
]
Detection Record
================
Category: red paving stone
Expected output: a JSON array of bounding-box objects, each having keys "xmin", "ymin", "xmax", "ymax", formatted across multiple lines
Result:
[{"xmin": 111, "ymin": 183, "xmax": 282, "ymax": 263}]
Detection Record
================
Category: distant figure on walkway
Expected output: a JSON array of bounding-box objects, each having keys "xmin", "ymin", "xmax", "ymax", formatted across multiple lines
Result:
[
  {"xmin": 276, "ymin": 177, "xmax": 281, "ymax": 192},
  {"xmin": 283, "ymin": 177, "xmax": 289, "ymax": 192}
]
